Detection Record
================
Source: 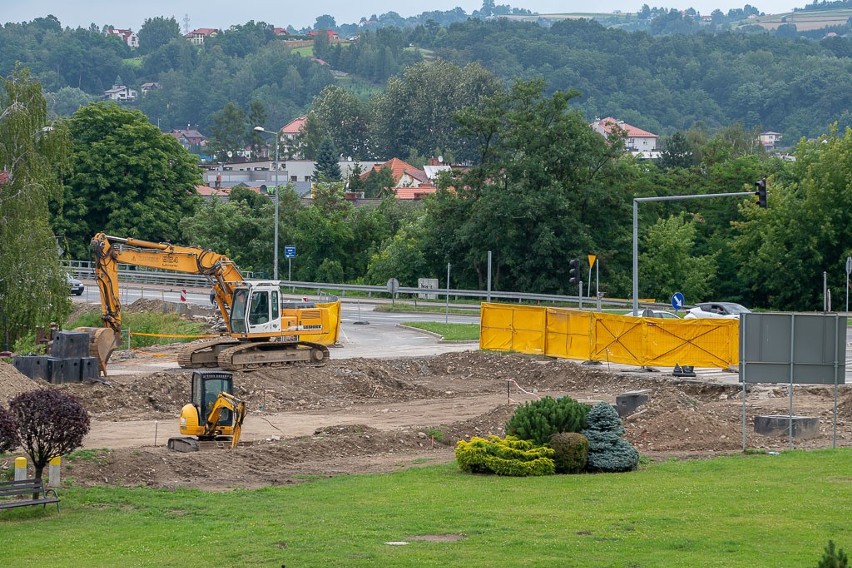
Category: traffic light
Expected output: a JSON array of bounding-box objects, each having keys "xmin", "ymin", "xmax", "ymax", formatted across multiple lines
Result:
[
  {"xmin": 568, "ymin": 258, "xmax": 580, "ymax": 284},
  {"xmin": 754, "ymin": 178, "xmax": 767, "ymax": 208}
]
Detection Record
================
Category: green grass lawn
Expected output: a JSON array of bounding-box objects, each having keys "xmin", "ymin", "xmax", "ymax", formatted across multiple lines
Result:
[
  {"xmin": 0, "ymin": 450, "xmax": 848, "ymax": 566},
  {"xmin": 403, "ymin": 321, "xmax": 480, "ymax": 341}
]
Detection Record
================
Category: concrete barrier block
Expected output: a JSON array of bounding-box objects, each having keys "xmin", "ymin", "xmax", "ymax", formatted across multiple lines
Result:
[
  {"xmin": 616, "ymin": 390, "xmax": 651, "ymax": 417},
  {"xmin": 754, "ymin": 415, "xmax": 819, "ymax": 439},
  {"xmin": 80, "ymin": 357, "xmax": 99, "ymax": 382},
  {"xmin": 12, "ymin": 355, "xmax": 50, "ymax": 381},
  {"xmin": 51, "ymin": 331, "xmax": 91, "ymax": 358}
]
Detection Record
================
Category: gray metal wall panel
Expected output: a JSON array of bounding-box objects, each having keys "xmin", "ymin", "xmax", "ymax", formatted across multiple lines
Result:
[{"xmin": 740, "ymin": 313, "xmax": 846, "ymax": 385}]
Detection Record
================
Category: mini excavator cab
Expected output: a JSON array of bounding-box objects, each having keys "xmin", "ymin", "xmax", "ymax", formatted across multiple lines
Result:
[
  {"xmin": 167, "ymin": 370, "xmax": 246, "ymax": 452},
  {"xmin": 192, "ymin": 371, "xmax": 234, "ymax": 427}
]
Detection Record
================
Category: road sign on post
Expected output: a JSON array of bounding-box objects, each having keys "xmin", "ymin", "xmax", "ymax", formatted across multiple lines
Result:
[
  {"xmin": 284, "ymin": 245, "xmax": 296, "ymax": 259},
  {"xmin": 671, "ymin": 292, "xmax": 685, "ymax": 312}
]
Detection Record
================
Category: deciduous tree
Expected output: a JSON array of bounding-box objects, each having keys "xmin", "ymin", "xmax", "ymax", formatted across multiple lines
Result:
[
  {"xmin": 58, "ymin": 102, "xmax": 200, "ymax": 257},
  {"xmin": 0, "ymin": 68, "xmax": 71, "ymax": 348}
]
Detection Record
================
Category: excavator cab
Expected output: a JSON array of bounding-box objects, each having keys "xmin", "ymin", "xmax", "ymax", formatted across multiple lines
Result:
[
  {"xmin": 192, "ymin": 371, "xmax": 234, "ymax": 427},
  {"xmin": 229, "ymin": 284, "xmax": 280, "ymax": 335}
]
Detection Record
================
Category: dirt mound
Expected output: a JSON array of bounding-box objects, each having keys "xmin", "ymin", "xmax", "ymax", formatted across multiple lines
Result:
[
  {"xmin": 0, "ymin": 361, "xmax": 44, "ymax": 406},
  {"xmin": 2, "ymin": 350, "xmax": 849, "ymax": 489}
]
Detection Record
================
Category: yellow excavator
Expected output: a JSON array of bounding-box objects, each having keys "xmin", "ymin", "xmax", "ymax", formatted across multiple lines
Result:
[
  {"xmin": 168, "ymin": 370, "xmax": 247, "ymax": 452},
  {"xmin": 90, "ymin": 232, "xmax": 338, "ymax": 372}
]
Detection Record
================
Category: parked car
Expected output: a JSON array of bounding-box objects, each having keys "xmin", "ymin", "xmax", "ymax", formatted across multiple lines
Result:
[
  {"xmin": 684, "ymin": 302, "xmax": 750, "ymax": 319},
  {"xmin": 68, "ymin": 275, "xmax": 84, "ymax": 296},
  {"xmin": 630, "ymin": 309, "xmax": 680, "ymax": 319}
]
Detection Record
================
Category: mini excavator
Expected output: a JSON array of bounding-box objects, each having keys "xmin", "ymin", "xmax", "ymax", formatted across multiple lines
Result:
[{"xmin": 167, "ymin": 370, "xmax": 246, "ymax": 452}]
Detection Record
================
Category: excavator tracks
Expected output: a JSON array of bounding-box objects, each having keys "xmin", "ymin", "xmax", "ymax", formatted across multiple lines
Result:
[
  {"xmin": 178, "ymin": 336, "xmax": 241, "ymax": 369},
  {"xmin": 216, "ymin": 341, "xmax": 330, "ymax": 371}
]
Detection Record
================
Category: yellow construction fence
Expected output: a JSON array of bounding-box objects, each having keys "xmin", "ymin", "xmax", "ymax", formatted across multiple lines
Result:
[{"xmin": 480, "ymin": 303, "xmax": 739, "ymax": 369}]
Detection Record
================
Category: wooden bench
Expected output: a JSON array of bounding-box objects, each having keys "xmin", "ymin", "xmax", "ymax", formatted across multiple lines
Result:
[{"xmin": 0, "ymin": 478, "xmax": 60, "ymax": 512}]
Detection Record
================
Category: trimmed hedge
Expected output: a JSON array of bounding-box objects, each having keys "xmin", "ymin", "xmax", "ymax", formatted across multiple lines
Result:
[
  {"xmin": 505, "ymin": 396, "xmax": 591, "ymax": 445},
  {"xmin": 456, "ymin": 435, "xmax": 555, "ymax": 476}
]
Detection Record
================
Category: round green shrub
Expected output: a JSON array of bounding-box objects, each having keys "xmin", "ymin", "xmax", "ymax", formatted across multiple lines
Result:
[
  {"xmin": 581, "ymin": 402, "xmax": 639, "ymax": 473},
  {"xmin": 548, "ymin": 431, "xmax": 589, "ymax": 474},
  {"xmin": 505, "ymin": 396, "xmax": 591, "ymax": 445}
]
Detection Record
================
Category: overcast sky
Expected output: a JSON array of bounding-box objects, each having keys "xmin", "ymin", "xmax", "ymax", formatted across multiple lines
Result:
[{"xmin": 2, "ymin": 0, "xmax": 803, "ymax": 31}]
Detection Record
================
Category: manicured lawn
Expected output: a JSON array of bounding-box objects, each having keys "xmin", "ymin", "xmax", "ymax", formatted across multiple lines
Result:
[
  {"xmin": 0, "ymin": 450, "xmax": 849, "ymax": 566},
  {"xmin": 403, "ymin": 321, "xmax": 480, "ymax": 341}
]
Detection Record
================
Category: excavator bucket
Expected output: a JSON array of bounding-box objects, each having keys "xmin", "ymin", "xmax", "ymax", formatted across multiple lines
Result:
[
  {"xmin": 72, "ymin": 327, "xmax": 118, "ymax": 377},
  {"xmin": 167, "ymin": 437, "xmax": 201, "ymax": 452}
]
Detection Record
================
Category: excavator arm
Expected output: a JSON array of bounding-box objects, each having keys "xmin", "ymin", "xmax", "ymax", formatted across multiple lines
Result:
[
  {"xmin": 91, "ymin": 232, "xmax": 244, "ymax": 335},
  {"xmin": 203, "ymin": 391, "xmax": 247, "ymax": 449}
]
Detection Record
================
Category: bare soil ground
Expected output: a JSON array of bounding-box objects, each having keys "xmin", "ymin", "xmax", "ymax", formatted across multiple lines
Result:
[
  {"xmin": 1, "ymin": 300, "xmax": 849, "ymax": 490},
  {"xmin": 2, "ymin": 349, "xmax": 850, "ymax": 490}
]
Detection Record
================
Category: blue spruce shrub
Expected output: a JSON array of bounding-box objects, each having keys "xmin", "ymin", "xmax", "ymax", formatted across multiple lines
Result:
[{"xmin": 581, "ymin": 401, "xmax": 639, "ymax": 473}]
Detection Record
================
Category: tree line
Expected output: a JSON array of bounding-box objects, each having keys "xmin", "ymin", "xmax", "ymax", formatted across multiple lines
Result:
[{"xmin": 4, "ymin": 12, "xmax": 852, "ymax": 141}]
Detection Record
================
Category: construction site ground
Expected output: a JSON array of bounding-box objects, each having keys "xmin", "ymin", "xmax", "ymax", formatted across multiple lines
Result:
[{"xmin": 1, "ymin": 302, "xmax": 850, "ymax": 490}]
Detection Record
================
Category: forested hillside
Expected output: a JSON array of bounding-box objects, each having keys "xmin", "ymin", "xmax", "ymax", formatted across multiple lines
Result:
[{"xmin": 3, "ymin": 12, "xmax": 852, "ymax": 140}]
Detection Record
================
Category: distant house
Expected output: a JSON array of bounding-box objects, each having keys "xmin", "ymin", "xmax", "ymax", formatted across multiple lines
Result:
[
  {"xmin": 196, "ymin": 184, "xmax": 262, "ymax": 200},
  {"xmin": 279, "ymin": 117, "xmax": 307, "ymax": 159},
  {"xmin": 591, "ymin": 117, "xmax": 659, "ymax": 157},
  {"xmin": 307, "ymin": 29, "xmax": 341, "ymax": 42},
  {"xmin": 759, "ymin": 131, "xmax": 783, "ymax": 150},
  {"xmin": 362, "ymin": 158, "xmax": 439, "ymax": 200},
  {"xmin": 104, "ymin": 84, "xmax": 137, "ymax": 102},
  {"xmin": 105, "ymin": 27, "xmax": 138, "ymax": 49},
  {"xmin": 170, "ymin": 128, "xmax": 207, "ymax": 154},
  {"xmin": 185, "ymin": 28, "xmax": 219, "ymax": 45},
  {"xmin": 273, "ymin": 27, "xmax": 289, "ymax": 36},
  {"xmin": 140, "ymin": 82, "xmax": 161, "ymax": 95}
]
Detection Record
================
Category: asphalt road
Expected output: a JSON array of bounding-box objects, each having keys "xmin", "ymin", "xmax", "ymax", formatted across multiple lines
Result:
[{"xmin": 72, "ymin": 282, "xmax": 851, "ymax": 383}]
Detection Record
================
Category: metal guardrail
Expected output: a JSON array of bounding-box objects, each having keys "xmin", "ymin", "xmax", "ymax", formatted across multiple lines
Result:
[{"xmin": 66, "ymin": 260, "xmax": 661, "ymax": 311}]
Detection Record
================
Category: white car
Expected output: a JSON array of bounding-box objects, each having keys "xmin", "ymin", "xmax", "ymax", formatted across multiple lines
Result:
[
  {"xmin": 631, "ymin": 309, "xmax": 680, "ymax": 319},
  {"xmin": 67, "ymin": 275, "xmax": 84, "ymax": 296},
  {"xmin": 684, "ymin": 302, "xmax": 750, "ymax": 319}
]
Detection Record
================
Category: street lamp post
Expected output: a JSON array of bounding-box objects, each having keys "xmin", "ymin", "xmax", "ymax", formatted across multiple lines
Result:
[{"xmin": 254, "ymin": 126, "xmax": 280, "ymax": 280}]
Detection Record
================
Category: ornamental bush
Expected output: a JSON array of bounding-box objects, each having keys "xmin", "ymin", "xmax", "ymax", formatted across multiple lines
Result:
[
  {"xmin": 456, "ymin": 435, "xmax": 555, "ymax": 476},
  {"xmin": 548, "ymin": 431, "xmax": 589, "ymax": 474},
  {"xmin": 0, "ymin": 406, "xmax": 17, "ymax": 453},
  {"xmin": 8, "ymin": 390, "xmax": 90, "ymax": 480},
  {"xmin": 581, "ymin": 401, "xmax": 639, "ymax": 473},
  {"xmin": 505, "ymin": 396, "xmax": 591, "ymax": 445}
]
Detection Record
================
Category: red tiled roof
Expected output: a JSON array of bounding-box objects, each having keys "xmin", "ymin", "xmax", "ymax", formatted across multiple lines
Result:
[
  {"xmin": 363, "ymin": 158, "xmax": 426, "ymax": 184},
  {"xmin": 594, "ymin": 117, "xmax": 657, "ymax": 138},
  {"xmin": 281, "ymin": 117, "xmax": 307, "ymax": 135},
  {"xmin": 186, "ymin": 28, "xmax": 218, "ymax": 37},
  {"xmin": 395, "ymin": 184, "xmax": 438, "ymax": 200},
  {"xmin": 196, "ymin": 185, "xmax": 262, "ymax": 197}
]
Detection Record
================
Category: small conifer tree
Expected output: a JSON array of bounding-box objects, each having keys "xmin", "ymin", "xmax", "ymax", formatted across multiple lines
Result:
[
  {"xmin": 581, "ymin": 401, "xmax": 639, "ymax": 473},
  {"xmin": 505, "ymin": 396, "xmax": 590, "ymax": 445}
]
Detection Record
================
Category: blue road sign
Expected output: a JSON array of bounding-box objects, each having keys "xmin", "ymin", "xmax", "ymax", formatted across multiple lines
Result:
[
  {"xmin": 671, "ymin": 292, "xmax": 685, "ymax": 312},
  {"xmin": 284, "ymin": 245, "xmax": 296, "ymax": 259}
]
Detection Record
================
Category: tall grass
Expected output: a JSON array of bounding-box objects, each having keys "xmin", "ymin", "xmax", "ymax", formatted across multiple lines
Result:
[{"xmin": 68, "ymin": 310, "xmax": 207, "ymax": 348}]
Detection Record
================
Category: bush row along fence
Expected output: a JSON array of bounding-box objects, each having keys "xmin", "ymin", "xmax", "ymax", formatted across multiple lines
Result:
[{"xmin": 479, "ymin": 303, "xmax": 739, "ymax": 369}]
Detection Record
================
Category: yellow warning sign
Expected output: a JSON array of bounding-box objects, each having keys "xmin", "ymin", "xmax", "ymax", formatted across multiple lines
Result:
[{"xmin": 588, "ymin": 254, "xmax": 597, "ymax": 268}]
